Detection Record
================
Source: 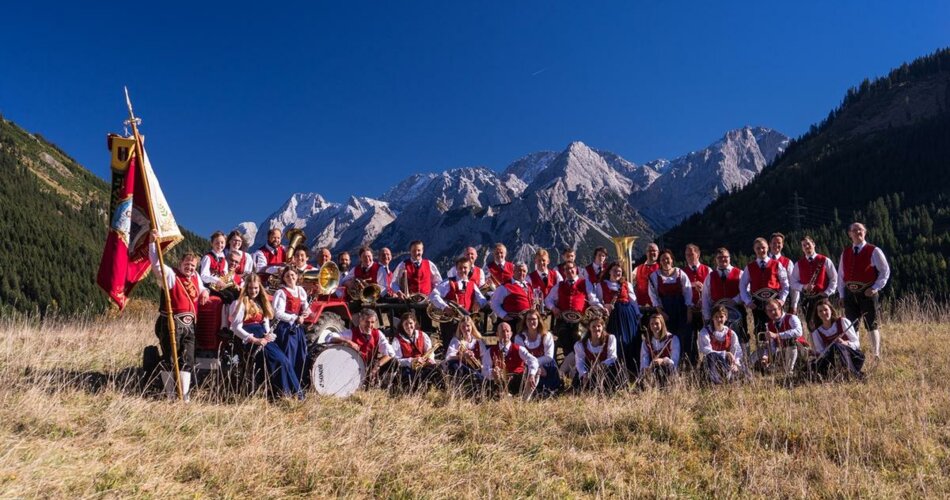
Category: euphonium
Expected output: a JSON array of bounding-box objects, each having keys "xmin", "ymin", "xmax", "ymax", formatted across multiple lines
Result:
[{"xmin": 347, "ymin": 278, "xmax": 368, "ymax": 301}]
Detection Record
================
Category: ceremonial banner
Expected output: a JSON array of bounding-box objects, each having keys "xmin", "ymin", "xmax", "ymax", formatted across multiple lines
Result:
[{"xmin": 96, "ymin": 134, "xmax": 183, "ymax": 309}]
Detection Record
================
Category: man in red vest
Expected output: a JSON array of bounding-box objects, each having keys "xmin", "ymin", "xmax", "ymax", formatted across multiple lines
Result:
[
  {"xmin": 529, "ymin": 248, "xmax": 562, "ymax": 330},
  {"xmin": 700, "ymin": 247, "xmax": 748, "ymax": 345},
  {"xmin": 740, "ymin": 237, "xmax": 790, "ymax": 345},
  {"xmin": 149, "ymin": 231, "xmax": 210, "ymax": 401},
  {"xmin": 683, "ymin": 243, "xmax": 711, "ymax": 341},
  {"xmin": 430, "ymin": 257, "xmax": 489, "ymax": 354},
  {"xmin": 447, "ymin": 246, "xmax": 485, "ymax": 288},
  {"xmin": 489, "ymin": 261, "xmax": 536, "ymax": 334},
  {"xmin": 837, "ymin": 222, "xmax": 890, "ymax": 359},
  {"xmin": 253, "ymin": 228, "xmax": 285, "ymax": 273},
  {"xmin": 483, "ymin": 242, "xmax": 514, "ymax": 289},
  {"xmin": 633, "ymin": 243, "xmax": 660, "ymax": 309},
  {"xmin": 391, "ymin": 240, "xmax": 443, "ymax": 333},
  {"xmin": 327, "ymin": 309, "xmax": 396, "ymax": 388},
  {"xmin": 789, "ymin": 235, "xmax": 838, "ymax": 331},
  {"xmin": 480, "ymin": 322, "xmax": 539, "ymax": 398},
  {"xmin": 544, "ymin": 261, "xmax": 601, "ymax": 362},
  {"xmin": 581, "ymin": 247, "xmax": 609, "ymax": 285}
]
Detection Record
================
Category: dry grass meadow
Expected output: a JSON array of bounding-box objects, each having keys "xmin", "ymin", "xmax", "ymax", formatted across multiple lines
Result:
[{"xmin": 2, "ymin": 298, "xmax": 950, "ymax": 498}]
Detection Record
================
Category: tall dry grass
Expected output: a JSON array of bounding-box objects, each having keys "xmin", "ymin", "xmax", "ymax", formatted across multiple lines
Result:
[{"xmin": 1, "ymin": 307, "xmax": 949, "ymax": 498}]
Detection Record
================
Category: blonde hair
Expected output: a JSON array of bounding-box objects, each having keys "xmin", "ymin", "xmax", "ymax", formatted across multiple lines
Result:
[
  {"xmin": 236, "ymin": 274, "xmax": 274, "ymax": 320},
  {"xmin": 456, "ymin": 316, "xmax": 483, "ymax": 341}
]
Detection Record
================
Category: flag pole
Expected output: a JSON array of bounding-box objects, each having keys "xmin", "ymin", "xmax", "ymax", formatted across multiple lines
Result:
[{"xmin": 125, "ymin": 87, "xmax": 183, "ymax": 401}]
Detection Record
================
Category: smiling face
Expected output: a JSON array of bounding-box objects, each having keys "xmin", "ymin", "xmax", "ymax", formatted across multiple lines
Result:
[
  {"xmin": 316, "ymin": 249, "xmax": 331, "ymax": 266},
  {"xmin": 685, "ymin": 245, "xmax": 699, "ymax": 264},
  {"xmin": 282, "ymin": 268, "xmax": 298, "ymax": 287},
  {"xmin": 816, "ymin": 302, "xmax": 833, "ymax": 323},
  {"xmin": 849, "ymin": 223, "xmax": 867, "ymax": 245},
  {"xmin": 246, "ymin": 280, "xmax": 261, "ymax": 299},
  {"xmin": 378, "ymin": 248, "xmax": 392, "ymax": 265},
  {"xmin": 338, "ymin": 253, "xmax": 351, "ymax": 269},
  {"xmin": 754, "ymin": 240, "xmax": 769, "ymax": 259},
  {"xmin": 645, "ymin": 244, "xmax": 659, "ymax": 264},
  {"xmin": 465, "ymin": 247, "xmax": 478, "ymax": 263},
  {"xmin": 267, "ymin": 230, "xmax": 281, "ymax": 248},
  {"xmin": 458, "ymin": 318, "xmax": 473, "ymax": 338},
  {"xmin": 609, "ymin": 265, "xmax": 623, "ymax": 281},
  {"xmin": 227, "ymin": 234, "xmax": 244, "ymax": 251},
  {"xmin": 525, "ymin": 311, "xmax": 540, "ymax": 332},
  {"xmin": 589, "ymin": 320, "xmax": 605, "ymax": 342},
  {"xmin": 716, "ymin": 251, "xmax": 731, "ymax": 269},
  {"xmin": 292, "ymin": 249, "xmax": 308, "ymax": 268},
  {"xmin": 659, "ymin": 252, "xmax": 674, "ymax": 272},
  {"xmin": 496, "ymin": 322, "xmax": 512, "ymax": 344},
  {"xmin": 535, "ymin": 253, "xmax": 549, "ymax": 270},
  {"xmin": 179, "ymin": 255, "xmax": 198, "ymax": 277},
  {"xmin": 211, "ymin": 235, "xmax": 226, "ymax": 253},
  {"xmin": 456, "ymin": 260, "xmax": 471, "ymax": 278},
  {"xmin": 712, "ymin": 309, "xmax": 727, "ymax": 329},
  {"xmin": 410, "ymin": 243, "xmax": 424, "ymax": 261},
  {"xmin": 513, "ymin": 264, "xmax": 527, "ymax": 281},
  {"xmin": 359, "ymin": 313, "xmax": 378, "ymax": 332},
  {"xmin": 563, "ymin": 250, "xmax": 576, "ymax": 264},
  {"xmin": 765, "ymin": 300, "xmax": 783, "ymax": 320},
  {"xmin": 594, "ymin": 249, "xmax": 607, "ymax": 265},
  {"xmin": 493, "ymin": 246, "xmax": 506, "ymax": 263},
  {"xmin": 564, "ymin": 262, "xmax": 578, "ymax": 280},
  {"xmin": 770, "ymin": 236, "xmax": 784, "ymax": 256},
  {"xmin": 649, "ymin": 315, "xmax": 664, "ymax": 337},
  {"xmin": 360, "ymin": 249, "xmax": 373, "ymax": 267},
  {"xmin": 801, "ymin": 238, "xmax": 815, "ymax": 256},
  {"xmin": 401, "ymin": 316, "xmax": 416, "ymax": 335}
]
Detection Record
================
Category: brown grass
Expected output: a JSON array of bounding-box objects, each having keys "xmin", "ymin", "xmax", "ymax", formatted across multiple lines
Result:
[{"xmin": 1, "ymin": 306, "xmax": 949, "ymax": 498}]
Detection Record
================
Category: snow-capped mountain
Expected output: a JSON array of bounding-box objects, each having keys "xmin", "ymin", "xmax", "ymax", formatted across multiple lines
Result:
[
  {"xmin": 241, "ymin": 193, "xmax": 396, "ymax": 254},
  {"xmin": 630, "ymin": 126, "xmax": 789, "ymax": 230},
  {"xmin": 235, "ymin": 126, "xmax": 788, "ymax": 265}
]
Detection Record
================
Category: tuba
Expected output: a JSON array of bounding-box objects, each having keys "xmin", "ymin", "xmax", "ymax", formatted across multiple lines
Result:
[
  {"xmin": 285, "ymin": 228, "xmax": 307, "ymax": 263},
  {"xmin": 611, "ymin": 235, "xmax": 638, "ymax": 282}
]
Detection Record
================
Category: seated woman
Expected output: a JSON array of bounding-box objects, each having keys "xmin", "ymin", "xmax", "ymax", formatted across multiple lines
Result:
[
  {"xmin": 573, "ymin": 317, "xmax": 623, "ymax": 393},
  {"xmin": 810, "ymin": 298, "xmax": 865, "ymax": 380},
  {"xmin": 391, "ymin": 312, "xmax": 443, "ymax": 392},
  {"xmin": 230, "ymin": 274, "xmax": 303, "ymax": 399},
  {"xmin": 638, "ymin": 314, "xmax": 681, "ymax": 388},
  {"xmin": 698, "ymin": 305, "xmax": 746, "ymax": 385},
  {"xmin": 514, "ymin": 309, "xmax": 563, "ymax": 396},
  {"xmin": 270, "ymin": 267, "xmax": 310, "ymax": 384},
  {"xmin": 444, "ymin": 316, "xmax": 485, "ymax": 392},
  {"xmin": 481, "ymin": 322, "xmax": 539, "ymax": 399}
]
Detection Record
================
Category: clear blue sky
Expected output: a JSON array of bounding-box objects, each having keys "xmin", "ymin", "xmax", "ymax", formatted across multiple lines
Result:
[{"xmin": 1, "ymin": 1, "xmax": 947, "ymax": 236}]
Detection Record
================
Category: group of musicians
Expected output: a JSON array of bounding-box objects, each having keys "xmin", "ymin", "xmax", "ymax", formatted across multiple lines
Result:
[{"xmin": 149, "ymin": 222, "xmax": 889, "ymax": 401}]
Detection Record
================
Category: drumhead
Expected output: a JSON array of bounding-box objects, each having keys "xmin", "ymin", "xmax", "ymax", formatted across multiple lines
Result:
[{"xmin": 311, "ymin": 345, "xmax": 366, "ymax": 397}]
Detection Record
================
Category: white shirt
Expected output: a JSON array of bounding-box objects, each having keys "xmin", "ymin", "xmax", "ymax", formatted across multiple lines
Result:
[
  {"xmin": 811, "ymin": 318, "xmax": 860, "ymax": 354},
  {"xmin": 514, "ymin": 332, "xmax": 556, "ymax": 367},
  {"xmin": 445, "ymin": 336, "xmax": 480, "ymax": 362},
  {"xmin": 230, "ymin": 249, "xmax": 256, "ymax": 275},
  {"xmin": 789, "ymin": 252, "xmax": 838, "ymax": 308},
  {"xmin": 253, "ymin": 244, "xmax": 282, "ymax": 273},
  {"xmin": 768, "ymin": 252, "xmax": 795, "ymax": 278},
  {"xmin": 490, "ymin": 279, "xmax": 534, "ymax": 318},
  {"xmin": 327, "ymin": 328, "xmax": 396, "ymax": 358},
  {"xmin": 391, "ymin": 330, "xmax": 435, "ymax": 367},
  {"xmin": 390, "ymin": 259, "xmax": 443, "ymax": 294},
  {"xmin": 739, "ymin": 257, "xmax": 790, "ymax": 305},
  {"xmin": 768, "ymin": 313, "xmax": 803, "ymax": 342},
  {"xmin": 228, "ymin": 302, "xmax": 271, "ymax": 343},
  {"xmin": 647, "ymin": 268, "xmax": 694, "ymax": 308},
  {"xmin": 271, "ymin": 286, "xmax": 309, "ymax": 324},
  {"xmin": 639, "ymin": 334, "xmax": 681, "ymax": 376},
  {"xmin": 544, "ymin": 278, "xmax": 601, "ymax": 310},
  {"xmin": 701, "ymin": 266, "xmax": 743, "ymax": 320},
  {"xmin": 198, "ymin": 251, "xmax": 228, "ymax": 287},
  {"xmin": 698, "ymin": 326, "xmax": 744, "ymax": 365},
  {"xmin": 573, "ymin": 335, "xmax": 618, "ymax": 377},
  {"xmin": 593, "ymin": 279, "xmax": 638, "ymax": 306},
  {"xmin": 480, "ymin": 339, "xmax": 539, "ymax": 379},
  {"xmin": 430, "ymin": 278, "xmax": 488, "ymax": 310},
  {"xmin": 836, "ymin": 242, "xmax": 890, "ymax": 298}
]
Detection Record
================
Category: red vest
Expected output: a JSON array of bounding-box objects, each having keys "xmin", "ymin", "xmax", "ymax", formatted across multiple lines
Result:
[
  {"xmin": 796, "ymin": 254, "xmax": 829, "ymax": 292},
  {"xmin": 257, "ymin": 245, "xmax": 285, "ymax": 266},
  {"xmin": 489, "ymin": 343, "xmax": 525, "ymax": 375},
  {"xmin": 205, "ymin": 252, "xmax": 227, "ymax": 276},
  {"xmin": 446, "ymin": 279, "xmax": 477, "ymax": 310},
  {"xmin": 404, "ymin": 259, "xmax": 434, "ymax": 294},
  {"xmin": 245, "ymin": 310, "xmax": 264, "ymax": 325},
  {"xmin": 528, "ymin": 269, "xmax": 558, "ymax": 297},
  {"xmin": 841, "ymin": 244, "xmax": 879, "ymax": 285},
  {"xmin": 354, "ymin": 262, "xmax": 381, "ymax": 283},
  {"xmin": 501, "ymin": 281, "xmax": 533, "ymax": 312},
  {"xmin": 396, "ymin": 330, "xmax": 427, "ymax": 358},
  {"xmin": 487, "ymin": 261, "xmax": 514, "ymax": 284},
  {"xmin": 775, "ymin": 255, "xmax": 792, "ymax": 271},
  {"xmin": 164, "ymin": 271, "xmax": 200, "ymax": 314},
  {"xmin": 518, "ymin": 334, "xmax": 547, "ymax": 358},
  {"xmin": 585, "ymin": 264, "xmax": 605, "ymax": 284},
  {"xmin": 583, "ymin": 340, "xmax": 609, "ymax": 365},
  {"xmin": 634, "ymin": 263, "xmax": 659, "ymax": 306},
  {"xmin": 819, "ymin": 319, "xmax": 848, "ymax": 346},
  {"xmin": 746, "ymin": 259, "xmax": 781, "ymax": 292},
  {"xmin": 233, "ymin": 251, "xmax": 248, "ymax": 277},
  {"xmin": 468, "ymin": 266, "xmax": 483, "ymax": 285},
  {"xmin": 709, "ymin": 329, "xmax": 734, "ymax": 352},
  {"xmin": 600, "ymin": 281, "xmax": 631, "ymax": 304},
  {"xmin": 684, "ymin": 264, "xmax": 711, "ymax": 304},
  {"xmin": 656, "ymin": 269, "xmax": 684, "ymax": 298},
  {"xmin": 767, "ymin": 314, "xmax": 805, "ymax": 347},
  {"xmin": 557, "ymin": 279, "xmax": 588, "ymax": 312},
  {"xmin": 709, "ymin": 267, "xmax": 742, "ymax": 302},
  {"xmin": 350, "ymin": 326, "xmax": 383, "ymax": 364},
  {"xmin": 646, "ymin": 336, "xmax": 675, "ymax": 360},
  {"xmin": 281, "ymin": 287, "xmax": 304, "ymax": 315}
]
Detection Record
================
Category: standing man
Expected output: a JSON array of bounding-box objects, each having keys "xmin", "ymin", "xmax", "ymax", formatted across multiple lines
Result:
[
  {"xmin": 790, "ymin": 235, "xmax": 837, "ymax": 331},
  {"xmin": 837, "ymin": 222, "xmax": 890, "ymax": 359},
  {"xmin": 545, "ymin": 262, "xmax": 601, "ymax": 363},
  {"xmin": 740, "ymin": 238, "xmax": 790, "ymax": 349},
  {"xmin": 581, "ymin": 247, "xmax": 609, "ymax": 285},
  {"xmin": 701, "ymin": 248, "xmax": 748, "ymax": 347},
  {"xmin": 391, "ymin": 240, "xmax": 443, "ymax": 333},
  {"xmin": 683, "ymin": 243, "xmax": 711, "ymax": 364},
  {"xmin": 430, "ymin": 257, "xmax": 489, "ymax": 353},
  {"xmin": 484, "ymin": 243, "xmax": 514, "ymax": 289},
  {"xmin": 447, "ymin": 246, "xmax": 486, "ymax": 288},
  {"xmin": 770, "ymin": 233, "xmax": 796, "ymax": 310},
  {"xmin": 633, "ymin": 243, "xmax": 661, "ymax": 309}
]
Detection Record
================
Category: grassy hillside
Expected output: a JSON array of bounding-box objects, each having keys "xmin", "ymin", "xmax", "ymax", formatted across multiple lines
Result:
[
  {"xmin": 0, "ymin": 116, "xmax": 206, "ymax": 316},
  {"xmin": 662, "ymin": 48, "xmax": 950, "ymax": 299},
  {"xmin": 0, "ymin": 305, "xmax": 948, "ymax": 497}
]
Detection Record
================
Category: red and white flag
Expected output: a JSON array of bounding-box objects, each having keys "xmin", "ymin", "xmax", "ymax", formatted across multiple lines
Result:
[{"xmin": 96, "ymin": 134, "xmax": 182, "ymax": 309}]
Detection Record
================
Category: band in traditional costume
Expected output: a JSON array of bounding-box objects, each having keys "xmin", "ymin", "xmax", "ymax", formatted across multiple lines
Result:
[
  {"xmin": 481, "ymin": 322, "xmax": 539, "ymax": 398},
  {"xmin": 790, "ymin": 235, "xmax": 838, "ymax": 331},
  {"xmin": 271, "ymin": 267, "xmax": 310, "ymax": 384},
  {"xmin": 596, "ymin": 261, "xmax": 641, "ymax": 375},
  {"xmin": 837, "ymin": 222, "xmax": 890, "ymax": 358}
]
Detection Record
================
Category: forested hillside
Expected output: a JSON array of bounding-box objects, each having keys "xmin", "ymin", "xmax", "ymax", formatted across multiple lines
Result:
[
  {"xmin": 0, "ymin": 116, "xmax": 206, "ymax": 316},
  {"xmin": 662, "ymin": 48, "xmax": 950, "ymax": 299}
]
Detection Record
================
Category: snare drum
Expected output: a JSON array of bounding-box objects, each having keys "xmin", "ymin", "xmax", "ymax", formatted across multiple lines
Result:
[{"xmin": 310, "ymin": 345, "xmax": 366, "ymax": 397}]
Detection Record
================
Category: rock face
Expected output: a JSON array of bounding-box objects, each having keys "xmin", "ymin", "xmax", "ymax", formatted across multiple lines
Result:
[{"xmin": 236, "ymin": 126, "xmax": 788, "ymax": 265}]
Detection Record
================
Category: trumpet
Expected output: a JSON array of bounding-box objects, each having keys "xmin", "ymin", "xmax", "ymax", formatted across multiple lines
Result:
[
  {"xmin": 411, "ymin": 340, "xmax": 440, "ymax": 370},
  {"xmin": 457, "ymin": 340, "xmax": 482, "ymax": 370}
]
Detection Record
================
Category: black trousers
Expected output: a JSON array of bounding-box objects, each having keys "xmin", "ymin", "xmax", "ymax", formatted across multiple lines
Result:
[
  {"xmin": 553, "ymin": 320, "xmax": 581, "ymax": 363},
  {"xmin": 155, "ymin": 313, "xmax": 196, "ymax": 372},
  {"xmin": 843, "ymin": 290, "xmax": 880, "ymax": 331}
]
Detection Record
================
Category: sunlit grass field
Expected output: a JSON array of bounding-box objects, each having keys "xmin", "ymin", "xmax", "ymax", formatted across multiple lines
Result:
[{"xmin": 1, "ymin": 300, "xmax": 948, "ymax": 498}]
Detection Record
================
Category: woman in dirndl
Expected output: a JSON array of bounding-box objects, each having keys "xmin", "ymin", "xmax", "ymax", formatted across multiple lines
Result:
[
  {"xmin": 648, "ymin": 249, "xmax": 695, "ymax": 366},
  {"xmin": 271, "ymin": 266, "xmax": 309, "ymax": 384},
  {"xmin": 598, "ymin": 261, "xmax": 642, "ymax": 375},
  {"xmin": 230, "ymin": 274, "xmax": 303, "ymax": 399}
]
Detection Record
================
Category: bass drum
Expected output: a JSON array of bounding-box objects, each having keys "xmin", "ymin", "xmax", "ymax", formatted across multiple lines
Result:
[{"xmin": 310, "ymin": 345, "xmax": 366, "ymax": 397}]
